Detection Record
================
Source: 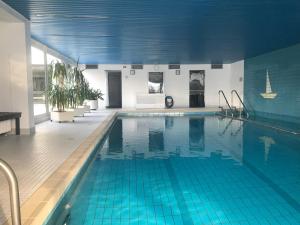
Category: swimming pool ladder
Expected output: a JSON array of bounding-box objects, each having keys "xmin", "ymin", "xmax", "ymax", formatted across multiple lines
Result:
[
  {"xmin": 0, "ymin": 159, "xmax": 21, "ymax": 225},
  {"xmin": 231, "ymin": 90, "xmax": 250, "ymax": 119},
  {"xmin": 218, "ymin": 90, "xmax": 234, "ymax": 117}
]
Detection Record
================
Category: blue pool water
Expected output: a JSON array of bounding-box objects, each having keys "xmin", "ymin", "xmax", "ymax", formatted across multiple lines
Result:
[{"xmin": 61, "ymin": 116, "xmax": 300, "ymax": 225}]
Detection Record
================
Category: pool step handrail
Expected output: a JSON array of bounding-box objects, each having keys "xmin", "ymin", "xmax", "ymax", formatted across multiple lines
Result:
[
  {"xmin": 231, "ymin": 90, "xmax": 250, "ymax": 118},
  {"xmin": 218, "ymin": 90, "xmax": 234, "ymax": 117},
  {"xmin": 0, "ymin": 159, "xmax": 21, "ymax": 225}
]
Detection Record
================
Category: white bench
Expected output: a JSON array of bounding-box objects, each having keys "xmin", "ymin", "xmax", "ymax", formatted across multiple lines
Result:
[{"xmin": 136, "ymin": 93, "xmax": 165, "ymax": 109}]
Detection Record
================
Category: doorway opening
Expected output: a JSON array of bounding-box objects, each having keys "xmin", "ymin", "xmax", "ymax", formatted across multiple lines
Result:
[
  {"xmin": 189, "ymin": 70, "xmax": 205, "ymax": 107},
  {"xmin": 107, "ymin": 71, "xmax": 122, "ymax": 108}
]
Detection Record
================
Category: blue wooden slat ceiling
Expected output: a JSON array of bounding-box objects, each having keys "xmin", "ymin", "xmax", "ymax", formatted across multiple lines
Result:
[{"xmin": 3, "ymin": 0, "xmax": 300, "ymax": 64}]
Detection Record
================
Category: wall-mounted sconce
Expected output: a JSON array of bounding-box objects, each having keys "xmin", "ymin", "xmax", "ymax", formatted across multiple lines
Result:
[
  {"xmin": 130, "ymin": 70, "xmax": 135, "ymax": 75},
  {"xmin": 175, "ymin": 70, "xmax": 181, "ymax": 75}
]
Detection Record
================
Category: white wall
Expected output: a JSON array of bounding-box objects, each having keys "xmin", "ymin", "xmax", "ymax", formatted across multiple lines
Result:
[
  {"xmin": 83, "ymin": 63, "xmax": 244, "ymax": 109},
  {"xmin": 230, "ymin": 60, "xmax": 244, "ymax": 107},
  {"xmin": 0, "ymin": 16, "xmax": 34, "ymax": 133},
  {"xmin": 82, "ymin": 67, "xmax": 109, "ymax": 109},
  {"xmin": 122, "ymin": 64, "xmax": 189, "ymax": 108}
]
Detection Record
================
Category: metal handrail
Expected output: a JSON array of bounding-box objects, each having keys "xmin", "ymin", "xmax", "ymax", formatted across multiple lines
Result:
[
  {"xmin": 0, "ymin": 159, "xmax": 21, "ymax": 225},
  {"xmin": 231, "ymin": 90, "xmax": 249, "ymax": 118},
  {"xmin": 218, "ymin": 90, "xmax": 234, "ymax": 117}
]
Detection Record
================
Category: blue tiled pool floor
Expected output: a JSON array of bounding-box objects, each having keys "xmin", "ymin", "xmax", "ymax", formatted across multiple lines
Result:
[{"xmin": 65, "ymin": 116, "xmax": 300, "ymax": 225}]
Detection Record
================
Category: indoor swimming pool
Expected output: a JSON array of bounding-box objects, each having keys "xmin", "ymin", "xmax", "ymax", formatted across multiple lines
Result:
[{"xmin": 48, "ymin": 115, "xmax": 300, "ymax": 225}]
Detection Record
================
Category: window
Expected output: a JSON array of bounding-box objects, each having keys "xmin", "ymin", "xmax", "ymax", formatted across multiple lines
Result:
[
  {"xmin": 31, "ymin": 46, "xmax": 47, "ymax": 116},
  {"xmin": 31, "ymin": 44, "xmax": 65, "ymax": 122},
  {"xmin": 148, "ymin": 72, "xmax": 163, "ymax": 94},
  {"xmin": 47, "ymin": 53, "xmax": 61, "ymax": 64},
  {"xmin": 31, "ymin": 46, "xmax": 44, "ymax": 64}
]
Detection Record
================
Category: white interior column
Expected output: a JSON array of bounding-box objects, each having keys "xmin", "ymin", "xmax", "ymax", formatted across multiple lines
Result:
[{"xmin": 0, "ymin": 3, "xmax": 35, "ymax": 134}]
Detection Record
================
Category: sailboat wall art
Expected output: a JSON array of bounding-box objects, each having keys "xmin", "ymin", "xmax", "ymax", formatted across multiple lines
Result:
[{"xmin": 260, "ymin": 69, "xmax": 277, "ymax": 99}]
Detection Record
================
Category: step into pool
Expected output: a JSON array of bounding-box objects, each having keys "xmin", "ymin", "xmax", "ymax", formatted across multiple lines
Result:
[{"xmin": 46, "ymin": 115, "xmax": 300, "ymax": 225}]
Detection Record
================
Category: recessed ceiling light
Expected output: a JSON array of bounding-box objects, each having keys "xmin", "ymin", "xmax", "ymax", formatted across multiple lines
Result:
[
  {"xmin": 46, "ymin": 34, "xmax": 113, "ymax": 38},
  {"xmin": 34, "ymin": 14, "xmax": 109, "ymax": 19}
]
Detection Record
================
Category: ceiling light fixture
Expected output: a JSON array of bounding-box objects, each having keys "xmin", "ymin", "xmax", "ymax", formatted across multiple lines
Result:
[
  {"xmin": 46, "ymin": 34, "xmax": 113, "ymax": 38},
  {"xmin": 34, "ymin": 14, "xmax": 109, "ymax": 20}
]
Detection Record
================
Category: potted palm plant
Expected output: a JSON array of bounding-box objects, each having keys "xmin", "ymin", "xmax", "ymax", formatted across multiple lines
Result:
[
  {"xmin": 67, "ymin": 62, "xmax": 87, "ymax": 116},
  {"xmin": 82, "ymin": 80, "xmax": 91, "ymax": 112},
  {"xmin": 86, "ymin": 88, "xmax": 104, "ymax": 110},
  {"xmin": 48, "ymin": 61, "xmax": 75, "ymax": 122}
]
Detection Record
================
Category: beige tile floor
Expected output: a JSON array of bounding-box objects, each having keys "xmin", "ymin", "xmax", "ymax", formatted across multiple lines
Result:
[
  {"xmin": 0, "ymin": 107, "xmax": 219, "ymax": 224},
  {"xmin": 0, "ymin": 111, "xmax": 112, "ymax": 224}
]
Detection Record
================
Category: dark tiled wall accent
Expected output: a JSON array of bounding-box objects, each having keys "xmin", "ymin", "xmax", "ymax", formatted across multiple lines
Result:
[{"xmin": 244, "ymin": 44, "xmax": 300, "ymax": 123}]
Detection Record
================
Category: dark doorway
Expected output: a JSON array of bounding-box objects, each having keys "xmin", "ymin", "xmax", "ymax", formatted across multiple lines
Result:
[
  {"xmin": 107, "ymin": 71, "xmax": 122, "ymax": 108},
  {"xmin": 189, "ymin": 70, "xmax": 205, "ymax": 107}
]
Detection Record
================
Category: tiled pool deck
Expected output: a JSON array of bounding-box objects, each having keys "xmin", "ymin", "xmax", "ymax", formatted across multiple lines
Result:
[
  {"xmin": 0, "ymin": 111, "xmax": 115, "ymax": 225},
  {"xmin": 0, "ymin": 107, "xmax": 219, "ymax": 225}
]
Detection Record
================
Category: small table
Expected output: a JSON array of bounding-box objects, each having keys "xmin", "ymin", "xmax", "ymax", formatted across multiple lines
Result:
[{"xmin": 0, "ymin": 112, "xmax": 22, "ymax": 135}]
